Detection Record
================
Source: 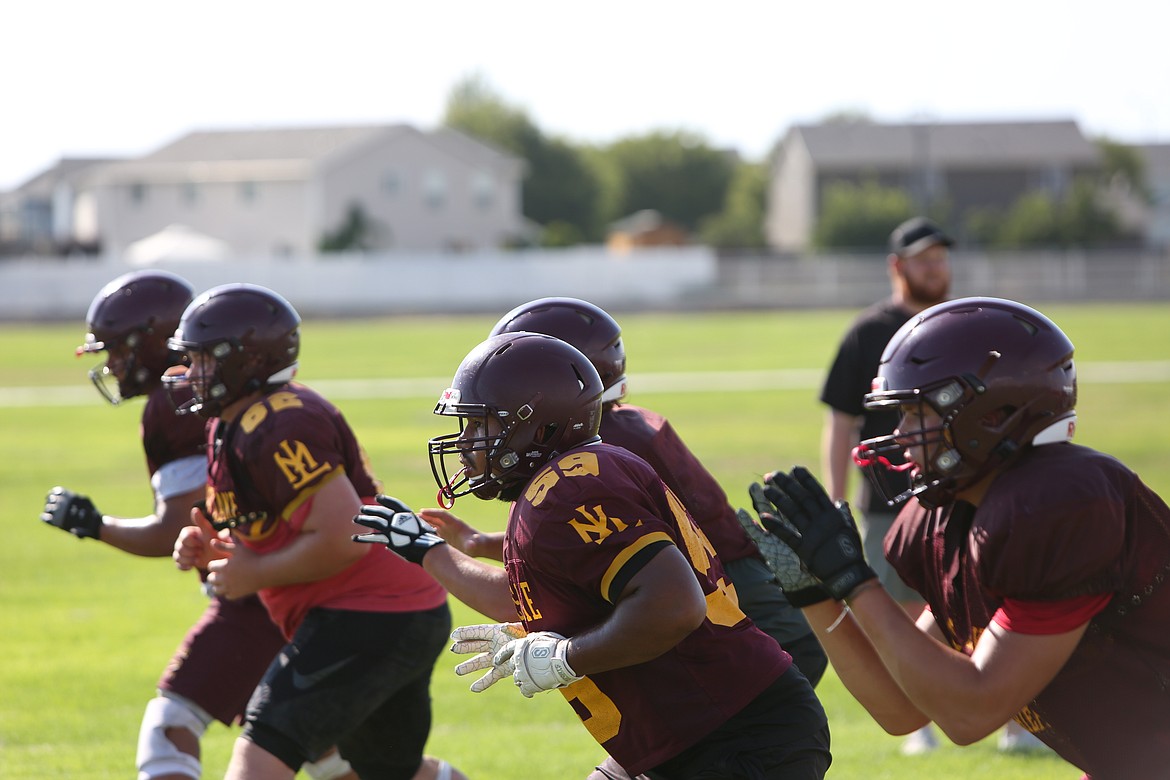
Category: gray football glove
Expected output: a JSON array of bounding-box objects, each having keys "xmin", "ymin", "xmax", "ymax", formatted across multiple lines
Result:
[{"xmin": 41, "ymin": 486, "xmax": 103, "ymax": 540}]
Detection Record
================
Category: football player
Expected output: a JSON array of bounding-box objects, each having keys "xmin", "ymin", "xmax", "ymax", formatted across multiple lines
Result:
[
  {"xmin": 167, "ymin": 284, "xmax": 464, "ymax": 780},
  {"xmin": 39, "ymin": 270, "xmax": 289, "ymax": 780},
  {"xmin": 354, "ymin": 332, "xmax": 831, "ymax": 779},
  {"xmin": 744, "ymin": 297, "xmax": 1170, "ymax": 778},
  {"xmin": 414, "ymin": 296, "xmax": 827, "ymax": 686}
]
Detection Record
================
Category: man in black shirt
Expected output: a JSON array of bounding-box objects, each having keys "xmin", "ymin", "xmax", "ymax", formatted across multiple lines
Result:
[{"xmin": 818, "ymin": 216, "xmax": 952, "ymax": 755}]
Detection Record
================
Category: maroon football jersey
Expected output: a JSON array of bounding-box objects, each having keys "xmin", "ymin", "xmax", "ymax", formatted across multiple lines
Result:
[
  {"xmin": 886, "ymin": 443, "xmax": 1170, "ymax": 777},
  {"xmin": 206, "ymin": 383, "xmax": 447, "ymax": 637},
  {"xmin": 601, "ymin": 404, "xmax": 759, "ymax": 564},
  {"xmin": 141, "ymin": 383, "xmax": 206, "ymax": 476},
  {"xmin": 504, "ymin": 442, "xmax": 789, "ymax": 775}
]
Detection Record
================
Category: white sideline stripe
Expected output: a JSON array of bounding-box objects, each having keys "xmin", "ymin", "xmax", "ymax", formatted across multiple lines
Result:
[{"xmin": 3, "ymin": 361, "xmax": 1170, "ymax": 408}]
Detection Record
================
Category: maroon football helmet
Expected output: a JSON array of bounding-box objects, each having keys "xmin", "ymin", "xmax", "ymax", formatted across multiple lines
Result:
[
  {"xmin": 429, "ymin": 332, "xmax": 603, "ymax": 505},
  {"xmin": 855, "ymin": 297, "xmax": 1077, "ymax": 508},
  {"xmin": 77, "ymin": 270, "xmax": 194, "ymax": 404},
  {"xmin": 490, "ymin": 297, "xmax": 628, "ymax": 403},
  {"xmin": 166, "ymin": 283, "xmax": 300, "ymax": 417}
]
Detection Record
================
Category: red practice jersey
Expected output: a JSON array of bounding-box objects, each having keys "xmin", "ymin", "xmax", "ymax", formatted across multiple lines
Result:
[
  {"xmin": 504, "ymin": 442, "xmax": 789, "ymax": 775},
  {"xmin": 206, "ymin": 383, "xmax": 447, "ymax": 637}
]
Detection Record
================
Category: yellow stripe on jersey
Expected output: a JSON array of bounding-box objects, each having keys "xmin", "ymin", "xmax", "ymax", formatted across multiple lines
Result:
[
  {"xmin": 281, "ymin": 465, "xmax": 343, "ymax": 521},
  {"xmin": 600, "ymin": 531, "xmax": 674, "ymax": 603}
]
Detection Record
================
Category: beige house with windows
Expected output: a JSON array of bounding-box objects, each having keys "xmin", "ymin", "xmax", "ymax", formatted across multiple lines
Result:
[
  {"xmin": 83, "ymin": 123, "xmax": 526, "ymax": 257},
  {"xmin": 765, "ymin": 119, "xmax": 1102, "ymax": 251}
]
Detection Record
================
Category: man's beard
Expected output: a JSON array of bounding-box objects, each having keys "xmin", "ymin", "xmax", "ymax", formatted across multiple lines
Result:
[{"xmin": 904, "ymin": 275, "xmax": 950, "ymax": 306}]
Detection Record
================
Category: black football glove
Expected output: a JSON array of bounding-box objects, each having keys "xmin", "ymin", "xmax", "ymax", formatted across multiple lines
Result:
[
  {"xmin": 755, "ymin": 467, "xmax": 876, "ymax": 602},
  {"xmin": 738, "ymin": 501, "xmax": 831, "ymax": 608},
  {"xmin": 353, "ymin": 495, "xmax": 446, "ymax": 565},
  {"xmin": 41, "ymin": 486, "xmax": 103, "ymax": 540}
]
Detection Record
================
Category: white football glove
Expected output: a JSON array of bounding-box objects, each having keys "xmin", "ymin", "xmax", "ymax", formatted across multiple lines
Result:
[
  {"xmin": 494, "ymin": 631, "xmax": 581, "ymax": 698},
  {"xmin": 450, "ymin": 622, "xmax": 527, "ymax": 693}
]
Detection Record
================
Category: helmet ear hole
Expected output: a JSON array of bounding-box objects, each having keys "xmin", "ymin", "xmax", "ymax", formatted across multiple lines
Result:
[
  {"xmin": 536, "ymin": 423, "xmax": 559, "ymax": 445},
  {"xmin": 980, "ymin": 406, "xmax": 1017, "ymax": 429}
]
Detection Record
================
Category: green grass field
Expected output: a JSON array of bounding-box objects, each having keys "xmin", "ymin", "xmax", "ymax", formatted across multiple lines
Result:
[{"xmin": 2, "ymin": 303, "xmax": 1168, "ymax": 779}]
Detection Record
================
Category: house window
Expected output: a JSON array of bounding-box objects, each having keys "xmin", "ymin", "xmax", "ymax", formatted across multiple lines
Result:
[
  {"xmin": 472, "ymin": 171, "xmax": 495, "ymax": 210},
  {"xmin": 239, "ymin": 181, "xmax": 258, "ymax": 203},
  {"xmin": 129, "ymin": 183, "xmax": 147, "ymax": 205},
  {"xmin": 423, "ymin": 170, "xmax": 446, "ymax": 209},
  {"xmin": 382, "ymin": 171, "xmax": 403, "ymax": 197},
  {"xmin": 182, "ymin": 182, "xmax": 199, "ymax": 206}
]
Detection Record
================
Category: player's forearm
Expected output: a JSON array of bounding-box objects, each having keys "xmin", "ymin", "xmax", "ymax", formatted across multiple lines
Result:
[
  {"xmin": 568, "ymin": 549, "xmax": 707, "ymax": 676},
  {"xmin": 100, "ymin": 488, "xmax": 202, "ymax": 557},
  {"xmin": 423, "ymin": 546, "xmax": 515, "ymax": 622},
  {"xmin": 100, "ymin": 515, "xmax": 180, "ymax": 557},
  {"xmin": 844, "ymin": 584, "xmax": 1002, "ymax": 740},
  {"xmin": 466, "ymin": 532, "xmax": 505, "ymax": 561},
  {"xmin": 802, "ymin": 599, "xmax": 928, "ymax": 734}
]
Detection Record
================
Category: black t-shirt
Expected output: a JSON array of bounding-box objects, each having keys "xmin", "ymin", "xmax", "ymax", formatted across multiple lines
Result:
[{"xmin": 819, "ymin": 299, "xmax": 912, "ymax": 512}]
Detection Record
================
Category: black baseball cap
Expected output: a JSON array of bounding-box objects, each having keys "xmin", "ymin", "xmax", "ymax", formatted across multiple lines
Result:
[{"xmin": 889, "ymin": 217, "xmax": 954, "ymax": 257}]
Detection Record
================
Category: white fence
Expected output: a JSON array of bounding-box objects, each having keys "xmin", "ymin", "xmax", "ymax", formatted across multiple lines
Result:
[{"xmin": 2, "ymin": 246, "xmax": 1168, "ymax": 322}]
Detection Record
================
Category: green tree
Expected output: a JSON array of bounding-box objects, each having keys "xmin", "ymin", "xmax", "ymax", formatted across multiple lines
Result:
[
  {"xmin": 599, "ymin": 131, "xmax": 735, "ymax": 232},
  {"xmin": 699, "ymin": 160, "xmax": 767, "ymax": 248},
  {"xmin": 969, "ymin": 178, "xmax": 1126, "ymax": 249},
  {"xmin": 443, "ymin": 74, "xmax": 602, "ymax": 242},
  {"xmin": 318, "ymin": 203, "xmax": 373, "ymax": 252},
  {"xmin": 1096, "ymin": 137, "xmax": 1152, "ymax": 202},
  {"xmin": 994, "ymin": 191, "xmax": 1062, "ymax": 248},
  {"xmin": 813, "ymin": 180, "xmax": 915, "ymax": 250}
]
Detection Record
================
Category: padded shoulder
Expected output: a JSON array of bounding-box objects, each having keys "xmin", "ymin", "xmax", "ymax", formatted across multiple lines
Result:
[{"xmin": 973, "ymin": 445, "xmax": 1131, "ymax": 600}]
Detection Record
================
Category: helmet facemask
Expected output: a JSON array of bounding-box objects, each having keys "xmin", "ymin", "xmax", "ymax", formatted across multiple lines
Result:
[
  {"xmin": 429, "ymin": 402, "xmax": 519, "ymax": 507},
  {"xmin": 857, "ymin": 378, "xmax": 984, "ymax": 508},
  {"xmin": 77, "ymin": 334, "xmax": 143, "ymax": 405},
  {"xmin": 429, "ymin": 333, "xmax": 604, "ymax": 508},
  {"xmin": 163, "ymin": 284, "xmax": 301, "ymax": 418},
  {"xmin": 165, "ymin": 340, "xmax": 297, "ymax": 418},
  {"xmin": 430, "ymin": 388, "xmax": 590, "ymax": 507},
  {"xmin": 78, "ymin": 270, "xmax": 194, "ymax": 404},
  {"xmin": 859, "ymin": 363, "xmax": 1077, "ymax": 510}
]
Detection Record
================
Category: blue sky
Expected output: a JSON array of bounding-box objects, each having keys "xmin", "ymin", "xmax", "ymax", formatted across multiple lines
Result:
[{"xmin": 5, "ymin": 0, "xmax": 1167, "ymax": 190}]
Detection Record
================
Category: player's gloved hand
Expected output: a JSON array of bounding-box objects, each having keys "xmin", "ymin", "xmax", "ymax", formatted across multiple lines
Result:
[
  {"xmin": 41, "ymin": 486, "xmax": 103, "ymax": 540},
  {"xmin": 450, "ymin": 622, "xmax": 528, "ymax": 693},
  {"xmin": 352, "ymin": 495, "xmax": 446, "ymax": 564},
  {"xmin": 756, "ymin": 466, "xmax": 876, "ymax": 602},
  {"xmin": 494, "ymin": 631, "xmax": 582, "ymax": 698},
  {"xmin": 737, "ymin": 503, "xmax": 830, "ymax": 607}
]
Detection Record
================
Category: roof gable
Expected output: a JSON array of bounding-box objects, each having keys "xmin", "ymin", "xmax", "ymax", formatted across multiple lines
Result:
[
  {"xmin": 141, "ymin": 124, "xmax": 408, "ymax": 163},
  {"xmin": 790, "ymin": 120, "xmax": 1100, "ymax": 168},
  {"xmin": 91, "ymin": 123, "xmax": 524, "ymax": 183}
]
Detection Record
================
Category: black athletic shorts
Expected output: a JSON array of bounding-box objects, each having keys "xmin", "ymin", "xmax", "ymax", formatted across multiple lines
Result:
[
  {"xmin": 594, "ymin": 664, "xmax": 832, "ymax": 780},
  {"xmin": 242, "ymin": 603, "xmax": 451, "ymax": 779}
]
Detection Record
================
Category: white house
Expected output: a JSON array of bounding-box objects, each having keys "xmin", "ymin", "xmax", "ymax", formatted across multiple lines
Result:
[{"xmin": 83, "ymin": 123, "xmax": 527, "ymax": 257}]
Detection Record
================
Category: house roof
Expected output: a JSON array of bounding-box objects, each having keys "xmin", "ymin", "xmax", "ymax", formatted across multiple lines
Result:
[
  {"xmin": 427, "ymin": 127, "xmax": 526, "ymax": 173},
  {"xmin": 788, "ymin": 120, "xmax": 1101, "ymax": 168},
  {"xmin": 91, "ymin": 123, "xmax": 522, "ymax": 184},
  {"xmin": 10, "ymin": 157, "xmax": 122, "ymax": 196}
]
